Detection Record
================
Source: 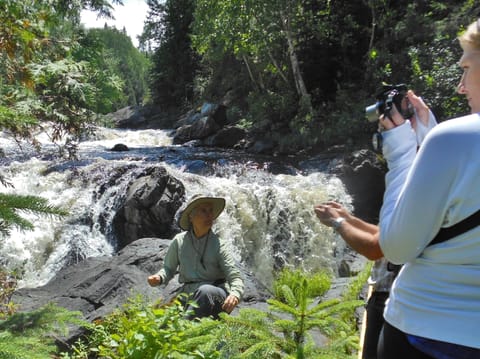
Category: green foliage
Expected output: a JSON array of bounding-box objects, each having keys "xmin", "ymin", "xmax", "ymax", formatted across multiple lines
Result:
[
  {"xmin": 246, "ymin": 89, "xmax": 298, "ymax": 132},
  {"xmin": 0, "ymin": 268, "xmax": 18, "ymax": 319},
  {"xmin": 273, "ymin": 268, "xmax": 331, "ymax": 301},
  {"xmin": 181, "ymin": 268, "xmax": 362, "ymax": 358},
  {"xmin": 77, "ymin": 26, "xmax": 150, "ymax": 111},
  {"xmin": 66, "ymin": 295, "xmax": 202, "ymax": 359},
  {"xmin": 0, "ymin": 303, "xmax": 84, "ymax": 359},
  {"xmin": 0, "ymin": 193, "xmax": 67, "ymax": 236},
  {"xmin": 0, "ymin": 0, "xmax": 148, "ymax": 156},
  {"xmin": 142, "ymin": 0, "xmax": 199, "ymax": 110},
  {"xmin": 66, "ymin": 268, "xmax": 365, "ymax": 359}
]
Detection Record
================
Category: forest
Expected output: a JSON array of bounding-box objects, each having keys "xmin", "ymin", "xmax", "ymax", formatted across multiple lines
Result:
[
  {"xmin": 1, "ymin": 0, "xmax": 479, "ymax": 156},
  {"xmin": 2, "ymin": 1, "xmax": 480, "ymax": 357}
]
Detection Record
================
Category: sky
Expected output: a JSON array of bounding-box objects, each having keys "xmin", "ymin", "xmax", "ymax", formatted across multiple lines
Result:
[{"xmin": 80, "ymin": 0, "xmax": 149, "ymax": 47}]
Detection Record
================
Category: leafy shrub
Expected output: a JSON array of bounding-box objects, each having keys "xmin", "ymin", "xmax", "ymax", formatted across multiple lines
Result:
[
  {"xmin": 65, "ymin": 295, "xmax": 203, "ymax": 359},
  {"xmin": 0, "ymin": 269, "xmax": 18, "ymax": 319},
  {"xmin": 67, "ymin": 267, "xmax": 368, "ymax": 359}
]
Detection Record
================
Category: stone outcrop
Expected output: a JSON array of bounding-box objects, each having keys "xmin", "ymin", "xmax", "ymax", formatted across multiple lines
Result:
[
  {"xmin": 112, "ymin": 166, "xmax": 185, "ymax": 249},
  {"xmin": 172, "ymin": 103, "xmax": 247, "ymax": 148},
  {"xmin": 335, "ymin": 149, "xmax": 386, "ymax": 223},
  {"xmin": 12, "ymin": 237, "xmax": 271, "ymax": 345}
]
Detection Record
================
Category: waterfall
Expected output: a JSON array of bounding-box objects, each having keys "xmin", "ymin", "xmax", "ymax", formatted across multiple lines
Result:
[{"xmin": 0, "ymin": 128, "xmax": 352, "ymax": 289}]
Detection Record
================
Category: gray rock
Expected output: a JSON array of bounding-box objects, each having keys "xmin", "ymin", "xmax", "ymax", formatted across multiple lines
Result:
[
  {"xmin": 112, "ymin": 167, "xmax": 185, "ymax": 249},
  {"xmin": 336, "ymin": 149, "xmax": 386, "ymax": 223},
  {"xmin": 174, "ymin": 116, "xmax": 221, "ymax": 144},
  {"xmin": 11, "ymin": 237, "xmax": 271, "ymax": 345},
  {"xmin": 110, "ymin": 143, "xmax": 129, "ymax": 152},
  {"xmin": 203, "ymin": 126, "xmax": 246, "ymax": 148}
]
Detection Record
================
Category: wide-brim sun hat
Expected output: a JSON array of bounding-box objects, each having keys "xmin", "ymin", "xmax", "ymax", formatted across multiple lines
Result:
[{"xmin": 178, "ymin": 195, "xmax": 226, "ymax": 230}]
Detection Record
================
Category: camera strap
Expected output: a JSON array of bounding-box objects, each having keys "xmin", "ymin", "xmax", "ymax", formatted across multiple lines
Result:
[
  {"xmin": 429, "ymin": 208, "xmax": 480, "ymax": 246},
  {"xmin": 388, "ymin": 208, "xmax": 480, "ymax": 278}
]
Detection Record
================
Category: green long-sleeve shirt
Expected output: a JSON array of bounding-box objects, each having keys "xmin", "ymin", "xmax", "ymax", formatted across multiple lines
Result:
[{"xmin": 156, "ymin": 230, "xmax": 244, "ymax": 299}]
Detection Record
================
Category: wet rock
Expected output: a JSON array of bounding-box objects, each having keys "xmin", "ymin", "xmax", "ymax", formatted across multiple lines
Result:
[
  {"xmin": 112, "ymin": 167, "xmax": 185, "ymax": 249},
  {"xmin": 203, "ymin": 126, "xmax": 246, "ymax": 148},
  {"xmin": 174, "ymin": 116, "xmax": 220, "ymax": 144},
  {"xmin": 12, "ymin": 237, "xmax": 271, "ymax": 346},
  {"xmin": 110, "ymin": 143, "xmax": 129, "ymax": 152}
]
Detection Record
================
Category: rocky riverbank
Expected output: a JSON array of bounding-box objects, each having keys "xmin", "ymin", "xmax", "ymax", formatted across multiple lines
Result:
[{"xmin": 10, "ymin": 105, "xmax": 386, "ymax": 346}]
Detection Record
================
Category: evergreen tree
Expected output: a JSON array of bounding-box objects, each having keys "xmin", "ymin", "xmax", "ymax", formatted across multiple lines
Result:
[{"xmin": 142, "ymin": 0, "xmax": 199, "ymax": 110}]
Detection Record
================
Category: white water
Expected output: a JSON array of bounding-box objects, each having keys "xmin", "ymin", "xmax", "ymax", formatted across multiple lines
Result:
[{"xmin": 0, "ymin": 128, "xmax": 352, "ymax": 288}]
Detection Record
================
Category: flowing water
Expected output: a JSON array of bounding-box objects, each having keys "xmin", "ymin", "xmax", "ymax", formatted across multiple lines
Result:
[{"xmin": 0, "ymin": 128, "xmax": 352, "ymax": 289}]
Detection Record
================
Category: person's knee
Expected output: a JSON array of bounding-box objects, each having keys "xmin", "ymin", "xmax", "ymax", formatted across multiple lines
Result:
[
  {"xmin": 194, "ymin": 284, "xmax": 225, "ymax": 300},
  {"xmin": 189, "ymin": 284, "xmax": 227, "ymax": 319}
]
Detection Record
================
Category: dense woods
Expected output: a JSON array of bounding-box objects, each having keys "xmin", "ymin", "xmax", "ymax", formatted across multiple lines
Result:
[
  {"xmin": 1, "ymin": 0, "xmax": 479, "ymax": 154},
  {"xmin": 141, "ymin": 0, "xmax": 478, "ymax": 152}
]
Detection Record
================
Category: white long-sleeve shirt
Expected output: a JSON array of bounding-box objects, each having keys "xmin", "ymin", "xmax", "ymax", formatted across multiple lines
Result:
[{"xmin": 379, "ymin": 113, "xmax": 480, "ymax": 349}]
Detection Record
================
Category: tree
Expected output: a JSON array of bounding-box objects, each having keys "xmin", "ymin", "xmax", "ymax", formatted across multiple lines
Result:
[
  {"xmin": 0, "ymin": 0, "xmax": 126, "ymax": 150},
  {"xmin": 75, "ymin": 26, "xmax": 150, "ymax": 112},
  {"xmin": 141, "ymin": 0, "xmax": 198, "ymax": 110}
]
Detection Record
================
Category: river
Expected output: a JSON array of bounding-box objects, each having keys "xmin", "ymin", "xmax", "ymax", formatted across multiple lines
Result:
[{"xmin": 0, "ymin": 127, "xmax": 352, "ymax": 289}]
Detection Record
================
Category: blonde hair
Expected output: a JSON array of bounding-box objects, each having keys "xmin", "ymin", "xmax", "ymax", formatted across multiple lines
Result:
[{"xmin": 459, "ymin": 21, "xmax": 480, "ymax": 51}]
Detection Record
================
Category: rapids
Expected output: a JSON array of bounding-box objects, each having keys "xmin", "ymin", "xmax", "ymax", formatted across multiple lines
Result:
[{"xmin": 0, "ymin": 127, "xmax": 352, "ymax": 288}]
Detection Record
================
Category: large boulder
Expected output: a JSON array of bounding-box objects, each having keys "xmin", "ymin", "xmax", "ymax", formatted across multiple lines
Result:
[
  {"xmin": 106, "ymin": 105, "xmax": 167, "ymax": 129},
  {"xmin": 12, "ymin": 237, "xmax": 271, "ymax": 345},
  {"xmin": 174, "ymin": 116, "xmax": 221, "ymax": 144},
  {"xmin": 112, "ymin": 166, "xmax": 185, "ymax": 249},
  {"xmin": 173, "ymin": 102, "xmax": 237, "ymax": 145},
  {"xmin": 11, "ymin": 238, "xmax": 169, "ymax": 344},
  {"xmin": 203, "ymin": 126, "xmax": 246, "ymax": 148}
]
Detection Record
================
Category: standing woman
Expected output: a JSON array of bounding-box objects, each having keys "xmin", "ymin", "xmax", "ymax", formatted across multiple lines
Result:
[
  {"xmin": 148, "ymin": 195, "xmax": 244, "ymax": 319},
  {"xmin": 376, "ymin": 20, "xmax": 480, "ymax": 358}
]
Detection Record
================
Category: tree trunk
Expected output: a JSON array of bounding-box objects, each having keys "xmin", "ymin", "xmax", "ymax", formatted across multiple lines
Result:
[
  {"xmin": 242, "ymin": 54, "xmax": 264, "ymax": 91},
  {"xmin": 367, "ymin": 0, "xmax": 376, "ymax": 51},
  {"xmin": 267, "ymin": 50, "xmax": 289, "ymax": 85},
  {"xmin": 281, "ymin": 12, "xmax": 309, "ymax": 100}
]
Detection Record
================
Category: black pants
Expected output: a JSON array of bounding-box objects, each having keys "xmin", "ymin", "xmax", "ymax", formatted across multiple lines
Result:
[
  {"xmin": 363, "ymin": 291, "xmax": 389, "ymax": 359},
  {"xmin": 184, "ymin": 284, "xmax": 227, "ymax": 320},
  {"xmin": 378, "ymin": 321, "xmax": 433, "ymax": 359}
]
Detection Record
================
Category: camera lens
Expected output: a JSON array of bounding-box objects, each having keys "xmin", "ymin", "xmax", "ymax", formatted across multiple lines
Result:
[{"xmin": 365, "ymin": 102, "xmax": 381, "ymax": 122}]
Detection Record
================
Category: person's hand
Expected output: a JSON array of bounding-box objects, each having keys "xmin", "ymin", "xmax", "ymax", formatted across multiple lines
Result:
[
  {"xmin": 324, "ymin": 201, "xmax": 352, "ymax": 219},
  {"xmin": 378, "ymin": 101, "xmax": 405, "ymax": 131},
  {"xmin": 379, "ymin": 89, "xmax": 430, "ymax": 132},
  {"xmin": 222, "ymin": 294, "xmax": 239, "ymax": 314},
  {"xmin": 314, "ymin": 201, "xmax": 348, "ymax": 227},
  {"xmin": 147, "ymin": 275, "xmax": 162, "ymax": 287},
  {"xmin": 406, "ymin": 90, "xmax": 430, "ymax": 131}
]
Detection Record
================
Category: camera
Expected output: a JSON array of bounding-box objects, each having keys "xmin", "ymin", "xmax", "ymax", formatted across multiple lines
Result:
[
  {"xmin": 366, "ymin": 83, "xmax": 415, "ymax": 153},
  {"xmin": 365, "ymin": 83, "xmax": 414, "ymax": 122}
]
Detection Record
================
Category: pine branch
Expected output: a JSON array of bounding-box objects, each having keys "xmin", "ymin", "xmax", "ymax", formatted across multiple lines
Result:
[{"xmin": 0, "ymin": 193, "xmax": 67, "ymax": 233}]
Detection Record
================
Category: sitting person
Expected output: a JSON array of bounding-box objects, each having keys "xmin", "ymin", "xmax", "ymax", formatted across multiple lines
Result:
[{"xmin": 148, "ymin": 194, "xmax": 244, "ymax": 319}]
